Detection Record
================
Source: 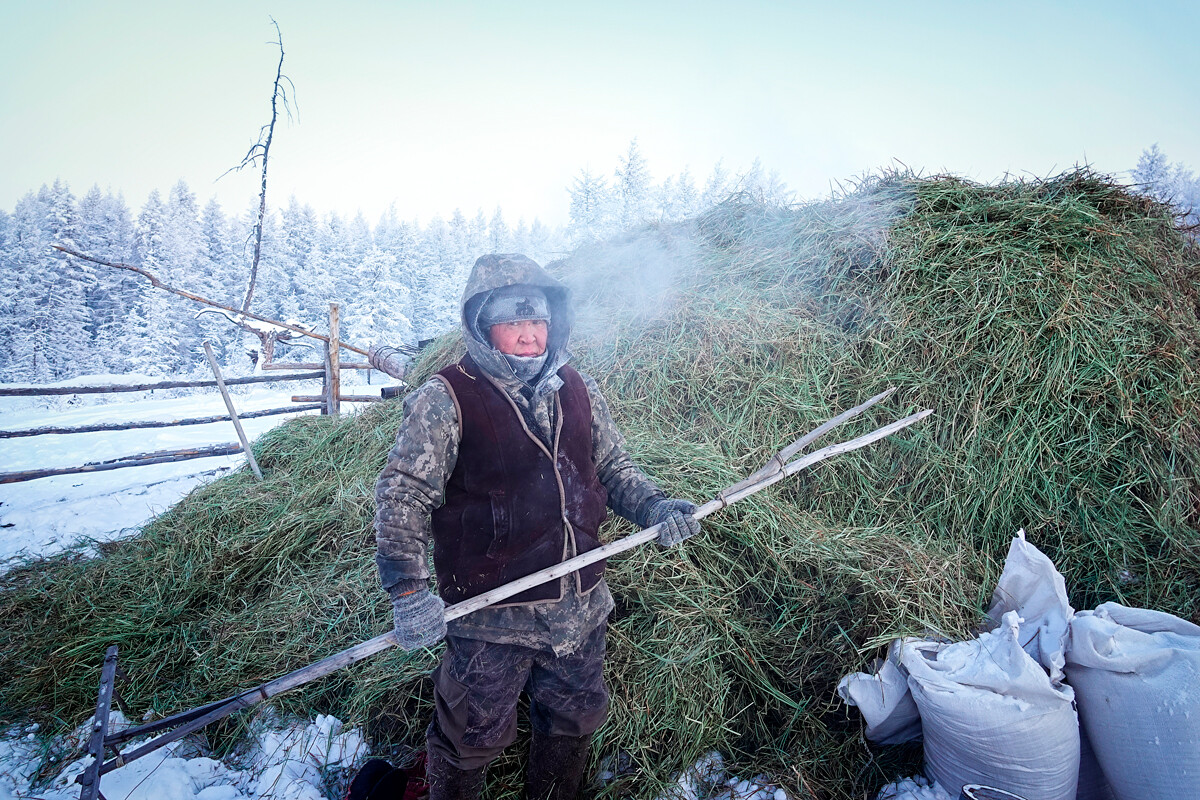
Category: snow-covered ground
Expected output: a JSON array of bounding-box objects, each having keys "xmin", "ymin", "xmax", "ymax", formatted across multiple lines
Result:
[
  {"xmin": 0, "ymin": 382, "xmax": 337, "ymax": 570},
  {"xmin": 0, "ymin": 377, "xmax": 794, "ymax": 800},
  {"xmin": 0, "ymin": 380, "xmax": 379, "ymax": 800},
  {"xmin": 0, "ymin": 712, "xmax": 367, "ymax": 800}
]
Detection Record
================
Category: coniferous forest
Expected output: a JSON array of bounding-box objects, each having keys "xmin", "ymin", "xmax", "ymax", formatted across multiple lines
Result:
[{"xmin": 0, "ymin": 141, "xmax": 791, "ymax": 382}]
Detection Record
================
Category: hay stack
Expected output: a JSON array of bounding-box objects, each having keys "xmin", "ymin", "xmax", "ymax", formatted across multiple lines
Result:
[{"xmin": 2, "ymin": 170, "xmax": 1197, "ymax": 798}]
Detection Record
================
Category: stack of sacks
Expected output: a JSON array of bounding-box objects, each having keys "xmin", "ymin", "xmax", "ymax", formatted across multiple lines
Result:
[{"xmin": 838, "ymin": 531, "xmax": 1111, "ymax": 800}]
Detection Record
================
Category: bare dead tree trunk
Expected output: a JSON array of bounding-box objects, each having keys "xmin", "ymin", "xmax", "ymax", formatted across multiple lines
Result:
[
  {"xmin": 224, "ymin": 18, "xmax": 294, "ymax": 314},
  {"xmin": 245, "ymin": 21, "xmax": 286, "ymax": 312}
]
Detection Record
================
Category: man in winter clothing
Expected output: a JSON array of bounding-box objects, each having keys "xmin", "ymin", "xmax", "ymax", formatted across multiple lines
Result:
[{"xmin": 374, "ymin": 254, "xmax": 699, "ymax": 800}]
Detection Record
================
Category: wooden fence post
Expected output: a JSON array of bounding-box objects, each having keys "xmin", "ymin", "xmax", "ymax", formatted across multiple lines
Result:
[{"xmin": 328, "ymin": 302, "xmax": 341, "ymax": 417}]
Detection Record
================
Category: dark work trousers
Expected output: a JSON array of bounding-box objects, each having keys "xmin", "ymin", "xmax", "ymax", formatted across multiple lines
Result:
[{"xmin": 426, "ymin": 622, "xmax": 609, "ymax": 770}]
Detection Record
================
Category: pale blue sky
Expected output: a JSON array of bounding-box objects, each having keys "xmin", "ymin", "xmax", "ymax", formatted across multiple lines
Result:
[{"xmin": 1, "ymin": 1, "xmax": 1197, "ymax": 226}]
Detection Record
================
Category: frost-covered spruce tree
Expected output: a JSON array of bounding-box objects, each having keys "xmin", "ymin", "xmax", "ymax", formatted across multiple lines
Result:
[
  {"xmin": 409, "ymin": 215, "xmax": 458, "ymax": 340},
  {"xmin": 737, "ymin": 158, "xmax": 792, "ymax": 205},
  {"xmin": 568, "ymin": 168, "xmax": 613, "ymax": 244},
  {"xmin": 1133, "ymin": 145, "xmax": 1199, "ymax": 227},
  {"xmin": 701, "ymin": 159, "xmax": 732, "ymax": 208},
  {"xmin": 162, "ymin": 181, "xmax": 207, "ymax": 372},
  {"xmin": 193, "ymin": 198, "xmax": 244, "ymax": 368},
  {"xmin": 0, "ymin": 206, "xmax": 17, "ymax": 379},
  {"xmin": 470, "ymin": 209, "xmax": 488, "ymax": 258},
  {"xmin": 299, "ymin": 211, "xmax": 342, "ymax": 327},
  {"xmin": 673, "ymin": 166, "xmax": 699, "ymax": 219},
  {"xmin": 511, "ymin": 217, "xmax": 531, "ymax": 259},
  {"xmin": 39, "ymin": 180, "xmax": 96, "ymax": 378},
  {"xmin": 0, "ymin": 193, "xmax": 50, "ymax": 381},
  {"xmin": 614, "ymin": 138, "xmax": 652, "ymax": 228},
  {"xmin": 344, "ymin": 244, "xmax": 415, "ymax": 353},
  {"xmin": 78, "ymin": 187, "xmax": 137, "ymax": 372},
  {"xmin": 274, "ymin": 197, "xmax": 319, "ymax": 331},
  {"xmin": 488, "ymin": 206, "xmax": 511, "ymax": 253},
  {"xmin": 334, "ymin": 211, "xmax": 373, "ymax": 309},
  {"xmin": 128, "ymin": 190, "xmax": 175, "ymax": 376}
]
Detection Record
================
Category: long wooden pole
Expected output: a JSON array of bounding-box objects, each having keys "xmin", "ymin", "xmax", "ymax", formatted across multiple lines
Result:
[
  {"xmin": 50, "ymin": 245, "xmax": 374, "ymax": 358},
  {"xmin": 95, "ymin": 403, "xmax": 932, "ymax": 772},
  {"xmin": 0, "ymin": 443, "xmax": 244, "ymax": 484},
  {"xmin": 203, "ymin": 342, "xmax": 263, "ymax": 481},
  {"xmin": 0, "ymin": 405, "xmax": 323, "ymax": 439},
  {"xmin": 0, "ymin": 371, "xmax": 324, "ymax": 397},
  {"xmin": 291, "ymin": 394, "xmax": 382, "ymax": 404}
]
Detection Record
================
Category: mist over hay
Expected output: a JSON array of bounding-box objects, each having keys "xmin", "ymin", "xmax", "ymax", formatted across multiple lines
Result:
[{"xmin": 2, "ymin": 170, "xmax": 1198, "ymax": 799}]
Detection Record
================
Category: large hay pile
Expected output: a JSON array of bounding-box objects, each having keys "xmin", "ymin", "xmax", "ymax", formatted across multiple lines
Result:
[{"xmin": 3, "ymin": 170, "xmax": 1198, "ymax": 799}]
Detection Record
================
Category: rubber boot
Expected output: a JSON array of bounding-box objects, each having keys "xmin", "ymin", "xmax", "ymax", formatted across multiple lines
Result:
[
  {"xmin": 426, "ymin": 749, "xmax": 486, "ymax": 800},
  {"xmin": 525, "ymin": 730, "xmax": 591, "ymax": 800}
]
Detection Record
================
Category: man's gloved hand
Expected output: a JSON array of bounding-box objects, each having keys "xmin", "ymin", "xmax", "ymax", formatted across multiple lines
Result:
[
  {"xmin": 644, "ymin": 498, "xmax": 700, "ymax": 547},
  {"xmin": 390, "ymin": 580, "xmax": 447, "ymax": 650}
]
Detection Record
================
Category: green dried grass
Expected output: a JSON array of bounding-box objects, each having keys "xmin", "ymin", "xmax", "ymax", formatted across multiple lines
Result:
[{"xmin": 2, "ymin": 169, "xmax": 1198, "ymax": 799}]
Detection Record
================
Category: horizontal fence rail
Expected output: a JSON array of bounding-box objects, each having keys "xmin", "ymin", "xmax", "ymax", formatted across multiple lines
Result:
[
  {"xmin": 0, "ymin": 372, "xmax": 324, "ymax": 397},
  {"xmin": 0, "ymin": 404, "xmax": 324, "ymax": 439},
  {"xmin": 260, "ymin": 362, "xmax": 371, "ymax": 371},
  {"xmin": 291, "ymin": 394, "xmax": 382, "ymax": 404},
  {"xmin": 0, "ymin": 443, "xmax": 246, "ymax": 484}
]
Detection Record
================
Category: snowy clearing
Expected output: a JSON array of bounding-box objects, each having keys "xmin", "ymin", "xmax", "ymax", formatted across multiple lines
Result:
[{"xmin": 0, "ymin": 381, "xmax": 359, "ymax": 571}]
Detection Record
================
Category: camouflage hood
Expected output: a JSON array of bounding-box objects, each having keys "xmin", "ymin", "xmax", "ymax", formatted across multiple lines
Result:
[{"xmin": 460, "ymin": 253, "xmax": 573, "ymax": 397}]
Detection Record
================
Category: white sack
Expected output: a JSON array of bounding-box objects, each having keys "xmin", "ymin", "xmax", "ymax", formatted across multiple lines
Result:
[
  {"xmin": 902, "ymin": 611, "xmax": 1079, "ymax": 800},
  {"xmin": 1065, "ymin": 602, "xmax": 1200, "ymax": 800},
  {"xmin": 837, "ymin": 640, "xmax": 922, "ymax": 745},
  {"xmin": 986, "ymin": 529, "xmax": 1074, "ymax": 684}
]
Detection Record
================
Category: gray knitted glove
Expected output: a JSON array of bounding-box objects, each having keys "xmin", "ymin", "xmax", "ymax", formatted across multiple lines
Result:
[
  {"xmin": 390, "ymin": 582, "xmax": 447, "ymax": 650},
  {"xmin": 644, "ymin": 498, "xmax": 700, "ymax": 547}
]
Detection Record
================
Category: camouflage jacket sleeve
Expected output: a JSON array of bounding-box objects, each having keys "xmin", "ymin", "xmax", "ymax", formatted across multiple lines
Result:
[
  {"xmin": 374, "ymin": 378, "xmax": 460, "ymax": 594},
  {"xmin": 579, "ymin": 371, "xmax": 667, "ymax": 525}
]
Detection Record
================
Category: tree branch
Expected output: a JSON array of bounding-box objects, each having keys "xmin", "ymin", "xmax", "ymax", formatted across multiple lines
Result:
[{"xmin": 50, "ymin": 245, "xmax": 377, "ymax": 357}]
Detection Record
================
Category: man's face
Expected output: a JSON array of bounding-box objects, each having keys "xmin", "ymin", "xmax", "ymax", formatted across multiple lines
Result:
[{"xmin": 489, "ymin": 319, "xmax": 549, "ymax": 357}]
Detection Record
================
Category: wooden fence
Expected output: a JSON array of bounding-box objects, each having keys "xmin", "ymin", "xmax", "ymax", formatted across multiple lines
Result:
[{"xmin": 0, "ymin": 303, "xmax": 397, "ymax": 485}]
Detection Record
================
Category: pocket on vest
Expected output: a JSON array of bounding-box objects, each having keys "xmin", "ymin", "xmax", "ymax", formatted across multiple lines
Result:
[{"xmin": 485, "ymin": 490, "xmax": 510, "ymax": 559}]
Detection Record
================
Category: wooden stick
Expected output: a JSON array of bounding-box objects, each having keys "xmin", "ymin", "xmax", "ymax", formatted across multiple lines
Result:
[
  {"xmin": 87, "ymin": 399, "xmax": 933, "ymax": 773},
  {"xmin": 75, "ymin": 645, "xmax": 118, "ymax": 800},
  {"xmin": 0, "ymin": 405, "xmax": 323, "ymax": 439},
  {"xmin": 0, "ymin": 443, "xmax": 244, "ymax": 484},
  {"xmin": 204, "ymin": 342, "xmax": 263, "ymax": 481},
  {"xmin": 50, "ymin": 245, "xmax": 371, "ymax": 358},
  {"xmin": 0, "ymin": 372, "xmax": 324, "ymax": 397}
]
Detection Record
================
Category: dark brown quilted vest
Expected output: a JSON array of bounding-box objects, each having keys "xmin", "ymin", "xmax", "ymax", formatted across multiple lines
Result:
[{"xmin": 430, "ymin": 355, "xmax": 609, "ymax": 606}]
